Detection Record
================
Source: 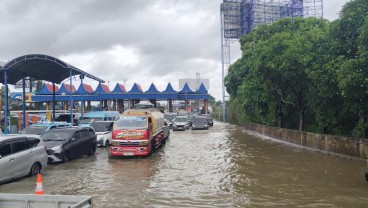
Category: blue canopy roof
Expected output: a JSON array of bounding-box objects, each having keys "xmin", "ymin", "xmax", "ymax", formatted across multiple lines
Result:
[
  {"xmin": 196, "ymin": 83, "xmax": 208, "ymax": 94},
  {"xmin": 112, "ymin": 83, "xmax": 127, "ymax": 93},
  {"xmin": 146, "ymin": 83, "xmax": 160, "ymax": 93},
  {"xmin": 179, "ymin": 83, "xmax": 194, "ymax": 94},
  {"xmin": 163, "ymin": 83, "xmax": 177, "ymax": 93},
  {"xmin": 58, "ymin": 83, "xmax": 76, "ymax": 94},
  {"xmin": 75, "ymin": 84, "xmax": 94, "ymax": 95},
  {"xmin": 129, "ymin": 83, "xmax": 143, "ymax": 93},
  {"xmin": 23, "ymin": 82, "xmax": 210, "ymax": 102},
  {"xmin": 37, "ymin": 83, "xmax": 60, "ymax": 95},
  {"xmin": 94, "ymin": 83, "xmax": 110, "ymax": 94}
]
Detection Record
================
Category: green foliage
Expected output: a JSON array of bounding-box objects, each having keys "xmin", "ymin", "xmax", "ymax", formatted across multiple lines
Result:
[
  {"xmin": 226, "ymin": 0, "xmax": 368, "ymax": 137},
  {"xmin": 10, "ymin": 115, "xmax": 18, "ymax": 125}
]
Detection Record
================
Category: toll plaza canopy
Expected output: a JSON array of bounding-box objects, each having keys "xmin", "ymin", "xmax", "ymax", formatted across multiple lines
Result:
[
  {"xmin": 0, "ymin": 54, "xmax": 104, "ymax": 84},
  {"xmin": 30, "ymin": 82, "xmax": 209, "ymax": 101},
  {"xmin": 0, "ymin": 54, "xmax": 105, "ymax": 133}
]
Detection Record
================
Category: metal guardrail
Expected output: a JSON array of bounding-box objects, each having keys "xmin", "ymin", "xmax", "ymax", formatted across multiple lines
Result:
[{"xmin": 0, "ymin": 193, "xmax": 93, "ymax": 208}]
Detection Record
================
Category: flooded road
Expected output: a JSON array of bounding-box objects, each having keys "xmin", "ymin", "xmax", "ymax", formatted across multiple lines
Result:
[{"xmin": 1, "ymin": 121, "xmax": 368, "ymax": 207}]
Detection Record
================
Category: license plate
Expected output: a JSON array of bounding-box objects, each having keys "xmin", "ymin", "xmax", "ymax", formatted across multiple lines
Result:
[{"xmin": 123, "ymin": 152, "xmax": 134, "ymax": 156}]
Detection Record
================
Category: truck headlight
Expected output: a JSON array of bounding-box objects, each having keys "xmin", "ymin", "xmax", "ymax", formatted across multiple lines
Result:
[
  {"xmin": 139, "ymin": 140, "xmax": 149, "ymax": 146},
  {"xmin": 111, "ymin": 141, "xmax": 119, "ymax": 146}
]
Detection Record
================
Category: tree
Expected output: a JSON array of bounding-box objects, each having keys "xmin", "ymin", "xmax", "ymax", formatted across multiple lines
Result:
[
  {"xmin": 329, "ymin": 0, "xmax": 368, "ymax": 137},
  {"xmin": 244, "ymin": 17, "xmax": 328, "ymax": 131}
]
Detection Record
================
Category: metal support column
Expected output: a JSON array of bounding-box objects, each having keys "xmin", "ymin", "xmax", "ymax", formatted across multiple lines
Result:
[
  {"xmin": 220, "ymin": 8, "xmax": 226, "ymax": 122},
  {"xmin": 69, "ymin": 69, "xmax": 74, "ymax": 125},
  {"xmin": 22, "ymin": 78, "xmax": 26, "ymax": 129},
  {"xmin": 80, "ymin": 74, "xmax": 85, "ymax": 118},
  {"xmin": 4, "ymin": 70, "xmax": 9, "ymax": 134},
  {"xmin": 52, "ymin": 83, "xmax": 56, "ymax": 121}
]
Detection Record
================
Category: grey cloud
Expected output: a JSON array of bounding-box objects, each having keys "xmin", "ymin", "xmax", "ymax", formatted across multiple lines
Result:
[{"xmin": 0, "ymin": 0, "xmax": 349, "ymax": 101}]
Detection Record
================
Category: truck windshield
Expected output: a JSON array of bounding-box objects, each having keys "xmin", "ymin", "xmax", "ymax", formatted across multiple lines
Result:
[{"xmin": 115, "ymin": 116, "xmax": 147, "ymax": 129}]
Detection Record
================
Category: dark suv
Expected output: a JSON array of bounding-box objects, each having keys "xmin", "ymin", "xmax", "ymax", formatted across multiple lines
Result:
[{"xmin": 41, "ymin": 127, "xmax": 97, "ymax": 163}]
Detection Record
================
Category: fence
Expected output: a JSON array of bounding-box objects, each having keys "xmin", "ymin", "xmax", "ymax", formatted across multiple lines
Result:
[{"xmin": 244, "ymin": 123, "xmax": 368, "ymax": 159}]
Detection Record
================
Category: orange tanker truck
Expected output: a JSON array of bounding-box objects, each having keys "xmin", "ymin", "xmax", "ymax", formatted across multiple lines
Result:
[{"xmin": 109, "ymin": 108, "xmax": 170, "ymax": 157}]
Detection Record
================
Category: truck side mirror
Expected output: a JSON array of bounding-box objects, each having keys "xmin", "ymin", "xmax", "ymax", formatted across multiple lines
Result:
[{"xmin": 148, "ymin": 123, "xmax": 153, "ymax": 129}]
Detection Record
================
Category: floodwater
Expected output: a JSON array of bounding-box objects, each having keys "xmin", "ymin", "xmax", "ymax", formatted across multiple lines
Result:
[{"xmin": 1, "ymin": 121, "xmax": 368, "ymax": 207}]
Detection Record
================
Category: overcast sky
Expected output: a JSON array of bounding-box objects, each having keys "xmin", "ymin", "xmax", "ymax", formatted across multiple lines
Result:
[{"xmin": 0, "ymin": 0, "xmax": 350, "ymax": 101}]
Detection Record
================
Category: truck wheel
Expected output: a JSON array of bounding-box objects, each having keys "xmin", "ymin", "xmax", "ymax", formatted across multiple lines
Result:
[{"xmin": 148, "ymin": 145, "xmax": 153, "ymax": 155}]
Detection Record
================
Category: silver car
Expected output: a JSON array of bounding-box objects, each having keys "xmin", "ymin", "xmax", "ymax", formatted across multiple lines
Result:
[
  {"xmin": 0, "ymin": 135, "xmax": 48, "ymax": 184},
  {"xmin": 172, "ymin": 116, "xmax": 190, "ymax": 131}
]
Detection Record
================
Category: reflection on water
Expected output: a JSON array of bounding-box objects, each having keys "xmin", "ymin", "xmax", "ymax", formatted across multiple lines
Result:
[{"xmin": 0, "ymin": 121, "xmax": 367, "ymax": 207}]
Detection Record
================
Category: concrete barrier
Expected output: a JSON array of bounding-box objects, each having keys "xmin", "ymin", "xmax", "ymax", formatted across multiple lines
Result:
[{"xmin": 244, "ymin": 122, "xmax": 368, "ymax": 159}]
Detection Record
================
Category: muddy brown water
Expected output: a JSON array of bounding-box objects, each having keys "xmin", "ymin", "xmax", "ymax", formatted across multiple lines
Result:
[{"xmin": 1, "ymin": 121, "xmax": 368, "ymax": 207}]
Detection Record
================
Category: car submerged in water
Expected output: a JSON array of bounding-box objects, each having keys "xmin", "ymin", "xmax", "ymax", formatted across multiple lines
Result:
[
  {"xmin": 191, "ymin": 116, "xmax": 209, "ymax": 130},
  {"xmin": 172, "ymin": 116, "xmax": 190, "ymax": 131},
  {"xmin": 0, "ymin": 135, "xmax": 48, "ymax": 184},
  {"xmin": 164, "ymin": 113, "xmax": 174, "ymax": 129},
  {"xmin": 20, "ymin": 122, "xmax": 72, "ymax": 135},
  {"xmin": 201, "ymin": 114, "xmax": 214, "ymax": 127},
  {"xmin": 41, "ymin": 127, "xmax": 97, "ymax": 163}
]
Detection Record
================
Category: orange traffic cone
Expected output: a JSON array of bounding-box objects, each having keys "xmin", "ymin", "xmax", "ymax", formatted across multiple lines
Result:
[{"xmin": 34, "ymin": 173, "xmax": 44, "ymax": 195}]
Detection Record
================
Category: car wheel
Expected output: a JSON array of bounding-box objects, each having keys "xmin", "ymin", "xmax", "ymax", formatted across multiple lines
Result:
[
  {"xmin": 29, "ymin": 163, "xmax": 41, "ymax": 176},
  {"xmin": 105, "ymin": 140, "xmax": 110, "ymax": 147},
  {"xmin": 63, "ymin": 152, "xmax": 70, "ymax": 162},
  {"xmin": 88, "ymin": 145, "xmax": 96, "ymax": 156}
]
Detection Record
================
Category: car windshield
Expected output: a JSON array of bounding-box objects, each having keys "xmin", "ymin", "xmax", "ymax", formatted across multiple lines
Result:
[
  {"xmin": 80, "ymin": 117, "xmax": 103, "ymax": 124},
  {"xmin": 115, "ymin": 116, "xmax": 147, "ymax": 129},
  {"xmin": 164, "ymin": 114, "xmax": 173, "ymax": 121},
  {"xmin": 20, "ymin": 126, "xmax": 48, "ymax": 135},
  {"xmin": 175, "ymin": 117, "xmax": 188, "ymax": 122},
  {"xmin": 193, "ymin": 117, "xmax": 207, "ymax": 124},
  {"xmin": 90, "ymin": 122, "xmax": 111, "ymax": 132},
  {"xmin": 41, "ymin": 131, "xmax": 72, "ymax": 141}
]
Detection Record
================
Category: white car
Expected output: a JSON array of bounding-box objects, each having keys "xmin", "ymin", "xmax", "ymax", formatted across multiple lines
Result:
[
  {"xmin": 0, "ymin": 135, "xmax": 48, "ymax": 184},
  {"xmin": 172, "ymin": 116, "xmax": 190, "ymax": 131},
  {"xmin": 90, "ymin": 121, "xmax": 114, "ymax": 147}
]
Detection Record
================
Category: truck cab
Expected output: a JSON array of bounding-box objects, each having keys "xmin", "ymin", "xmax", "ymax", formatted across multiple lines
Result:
[{"xmin": 109, "ymin": 109, "xmax": 168, "ymax": 157}]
